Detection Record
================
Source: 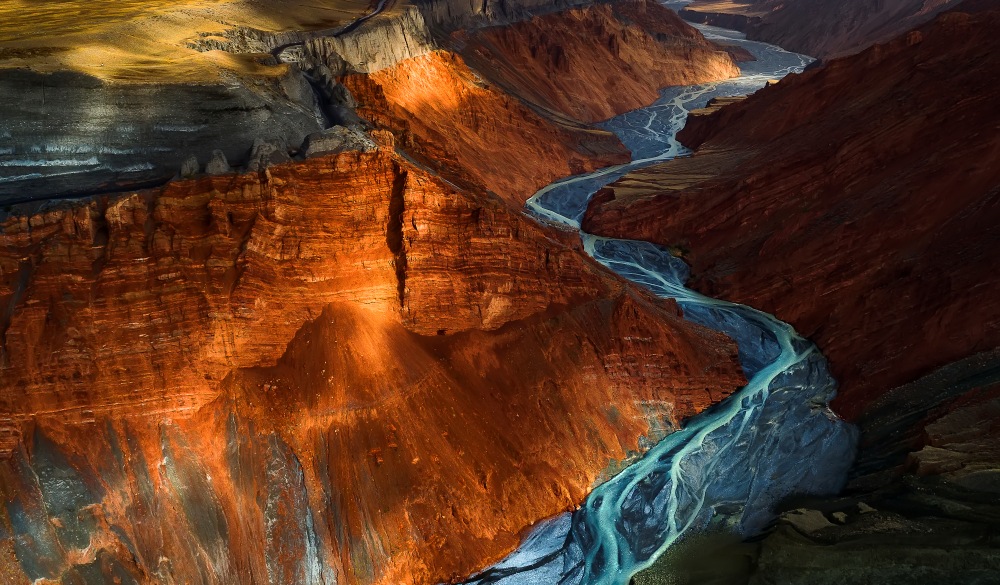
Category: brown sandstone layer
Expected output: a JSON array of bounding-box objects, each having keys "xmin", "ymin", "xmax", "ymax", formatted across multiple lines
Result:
[
  {"xmin": 583, "ymin": 6, "xmax": 1000, "ymax": 420},
  {"xmin": 456, "ymin": 0, "xmax": 741, "ymax": 123},
  {"xmin": 0, "ymin": 150, "xmax": 744, "ymax": 584}
]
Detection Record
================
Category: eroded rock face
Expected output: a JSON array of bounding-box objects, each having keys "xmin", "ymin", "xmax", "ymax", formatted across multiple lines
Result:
[
  {"xmin": 414, "ymin": 0, "xmax": 597, "ymax": 30},
  {"xmin": 457, "ymin": 0, "xmax": 741, "ymax": 123},
  {"xmin": 583, "ymin": 5, "xmax": 1000, "ymax": 420},
  {"xmin": 0, "ymin": 150, "xmax": 745, "ymax": 584},
  {"xmin": 342, "ymin": 50, "xmax": 630, "ymax": 206},
  {"xmin": 302, "ymin": 7, "xmax": 438, "ymax": 75},
  {"xmin": 330, "ymin": 0, "xmax": 742, "ymax": 207}
]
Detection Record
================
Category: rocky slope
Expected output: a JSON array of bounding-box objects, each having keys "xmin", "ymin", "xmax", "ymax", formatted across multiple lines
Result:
[
  {"xmin": 456, "ymin": 0, "xmax": 741, "ymax": 123},
  {"xmin": 0, "ymin": 149, "xmax": 745, "ymax": 585},
  {"xmin": 0, "ymin": 68, "xmax": 327, "ymax": 203},
  {"xmin": 679, "ymin": 0, "xmax": 965, "ymax": 58},
  {"xmin": 341, "ymin": 50, "xmax": 629, "ymax": 206},
  {"xmin": 583, "ymin": 4, "xmax": 1000, "ymax": 420}
]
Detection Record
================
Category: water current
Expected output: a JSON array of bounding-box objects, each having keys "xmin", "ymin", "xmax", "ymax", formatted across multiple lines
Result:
[{"xmin": 462, "ymin": 18, "xmax": 858, "ymax": 585}]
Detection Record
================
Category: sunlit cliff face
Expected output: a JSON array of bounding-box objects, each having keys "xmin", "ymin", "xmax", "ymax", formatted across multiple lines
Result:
[
  {"xmin": 0, "ymin": 150, "xmax": 746, "ymax": 585},
  {"xmin": 0, "ymin": 0, "xmax": 374, "ymax": 81},
  {"xmin": 354, "ymin": 50, "xmax": 631, "ymax": 205}
]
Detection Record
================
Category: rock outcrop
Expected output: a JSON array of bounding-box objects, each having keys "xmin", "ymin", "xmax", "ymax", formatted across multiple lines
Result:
[
  {"xmin": 414, "ymin": 0, "xmax": 596, "ymax": 29},
  {"xmin": 302, "ymin": 7, "xmax": 438, "ymax": 75},
  {"xmin": 0, "ymin": 149, "xmax": 745, "ymax": 585},
  {"xmin": 678, "ymin": 0, "xmax": 765, "ymax": 33},
  {"xmin": 584, "ymin": 4, "xmax": 1000, "ymax": 420}
]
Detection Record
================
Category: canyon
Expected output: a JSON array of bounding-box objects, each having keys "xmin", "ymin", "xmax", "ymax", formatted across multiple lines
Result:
[
  {"xmin": 2, "ymin": 0, "xmax": 998, "ymax": 583},
  {"xmin": 0, "ymin": 0, "xmax": 756, "ymax": 583},
  {"xmin": 584, "ymin": 2, "xmax": 1000, "ymax": 420},
  {"xmin": 0, "ymin": 0, "xmax": 740, "ymax": 203},
  {"xmin": 580, "ymin": 3, "xmax": 1000, "ymax": 581},
  {"xmin": 0, "ymin": 147, "xmax": 747, "ymax": 585}
]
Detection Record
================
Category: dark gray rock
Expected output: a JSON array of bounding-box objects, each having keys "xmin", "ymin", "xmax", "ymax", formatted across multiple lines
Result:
[
  {"xmin": 0, "ymin": 69, "xmax": 325, "ymax": 203},
  {"xmin": 303, "ymin": 126, "xmax": 376, "ymax": 158},
  {"xmin": 302, "ymin": 7, "xmax": 436, "ymax": 74},
  {"xmin": 246, "ymin": 138, "xmax": 291, "ymax": 173},
  {"xmin": 179, "ymin": 156, "xmax": 199, "ymax": 178},
  {"xmin": 632, "ymin": 350, "xmax": 1000, "ymax": 585},
  {"xmin": 204, "ymin": 150, "xmax": 231, "ymax": 176}
]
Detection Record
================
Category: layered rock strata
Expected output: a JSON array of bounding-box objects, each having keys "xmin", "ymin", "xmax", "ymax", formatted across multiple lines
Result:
[
  {"xmin": 584, "ymin": 5, "xmax": 1000, "ymax": 420},
  {"xmin": 0, "ymin": 67, "xmax": 326, "ymax": 202},
  {"xmin": 0, "ymin": 150, "xmax": 745, "ymax": 584}
]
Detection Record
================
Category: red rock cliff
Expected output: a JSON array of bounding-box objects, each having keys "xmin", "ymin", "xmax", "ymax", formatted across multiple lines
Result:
[
  {"xmin": 583, "ymin": 6, "xmax": 1000, "ymax": 420},
  {"xmin": 342, "ymin": 51, "xmax": 630, "ymax": 207},
  {"xmin": 0, "ymin": 150, "xmax": 744, "ymax": 584}
]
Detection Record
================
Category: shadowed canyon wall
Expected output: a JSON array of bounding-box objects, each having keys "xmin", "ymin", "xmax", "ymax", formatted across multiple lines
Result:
[
  {"xmin": 584, "ymin": 4, "xmax": 1000, "ymax": 420},
  {"xmin": 634, "ymin": 349, "xmax": 1000, "ymax": 585}
]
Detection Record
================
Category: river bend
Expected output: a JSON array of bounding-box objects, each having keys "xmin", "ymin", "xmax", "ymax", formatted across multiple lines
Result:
[{"xmin": 462, "ymin": 19, "xmax": 858, "ymax": 585}]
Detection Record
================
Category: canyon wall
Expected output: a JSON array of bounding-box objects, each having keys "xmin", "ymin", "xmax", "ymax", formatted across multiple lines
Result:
[
  {"xmin": 456, "ymin": 0, "xmax": 741, "ymax": 122},
  {"xmin": 583, "ymin": 4, "xmax": 1000, "ymax": 420},
  {"xmin": 341, "ymin": 51, "xmax": 630, "ymax": 206},
  {"xmin": 679, "ymin": 0, "xmax": 965, "ymax": 58},
  {"xmin": 0, "ymin": 149, "xmax": 745, "ymax": 584},
  {"xmin": 301, "ymin": 7, "xmax": 438, "ymax": 74},
  {"xmin": 414, "ymin": 0, "xmax": 595, "ymax": 29}
]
